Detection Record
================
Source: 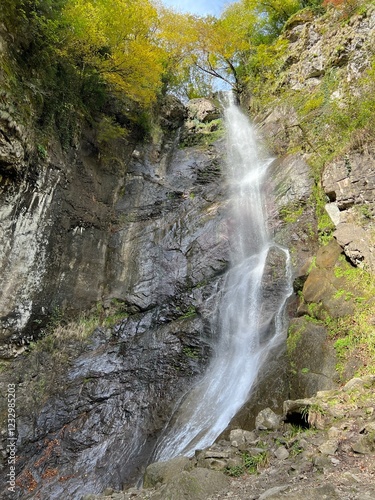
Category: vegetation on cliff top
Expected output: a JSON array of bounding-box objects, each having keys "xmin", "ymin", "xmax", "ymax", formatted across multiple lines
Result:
[{"xmin": 0, "ymin": 0, "xmax": 351, "ymax": 140}]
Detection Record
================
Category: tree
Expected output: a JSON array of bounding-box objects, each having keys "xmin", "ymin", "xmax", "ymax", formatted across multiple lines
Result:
[
  {"xmin": 155, "ymin": 5, "xmax": 253, "ymax": 96},
  {"xmin": 156, "ymin": 0, "xmax": 307, "ymax": 97},
  {"xmin": 58, "ymin": 0, "xmax": 165, "ymax": 106}
]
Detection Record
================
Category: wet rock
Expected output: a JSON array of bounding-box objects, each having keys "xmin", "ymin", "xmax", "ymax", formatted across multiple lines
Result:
[
  {"xmin": 228, "ymin": 341, "xmax": 290, "ymax": 433},
  {"xmin": 258, "ymin": 245, "xmax": 292, "ymax": 340},
  {"xmin": 0, "ymin": 100, "xmax": 231, "ymax": 499},
  {"xmin": 0, "ymin": 120, "xmax": 131, "ymax": 353},
  {"xmin": 258, "ymin": 109, "xmax": 303, "ymax": 156},
  {"xmin": 266, "ymin": 154, "xmax": 313, "ymax": 210},
  {"xmin": 264, "ymin": 153, "xmax": 317, "ymax": 278}
]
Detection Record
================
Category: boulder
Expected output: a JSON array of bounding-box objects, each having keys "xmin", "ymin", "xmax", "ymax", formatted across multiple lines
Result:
[
  {"xmin": 322, "ymin": 148, "xmax": 375, "ymax": 209},
  {"xmin": 287, "ymin": 317, "xmax": 337, "ymax": 399},
  {"xmin": 255, "ymin": 408, "xmax": 281, "ymax": 430},
  {"xmin": 319, "ymin": 439, "xmax": 338, "ymax": 456},
  {"xmin": 229, "ymin": 429, "xmax": 258, "ymax": 450},
  {"xmin": 159, "ymin": 95, "xmax": 187, "ymax": 130},
  {"xmin": 186, "ymin": 98, "xmax": 221, "ymax": 123},
  {"xmin": 274, "ymin": 446, "xmax": 289, "ymax": 460},
  {"xmin": 334, "ymin": 223, "xmax": 375, "ymax": 272},
  {"xmin": 150, "ymin": 468, "xmax": 229, "ymax": 500},
  {"xmin": 143, "ymin": 456, "xmax": 193, "ymax": 488}
]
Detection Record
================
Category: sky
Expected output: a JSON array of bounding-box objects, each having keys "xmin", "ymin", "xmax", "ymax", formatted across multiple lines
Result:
[{"xmin": 160, "ymin": 0, "xmax": 233, "ymax": 17}]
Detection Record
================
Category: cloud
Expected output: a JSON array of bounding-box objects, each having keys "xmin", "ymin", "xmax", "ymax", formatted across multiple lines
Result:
[{"xmin": 160, "ymin": 0, "xmax": 231, "ymax": 16}]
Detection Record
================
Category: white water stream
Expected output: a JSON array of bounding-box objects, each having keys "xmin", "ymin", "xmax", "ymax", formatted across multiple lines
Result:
[{"xmin": 153, "ymin": 95, "xmax": 292, "ymax": 461}]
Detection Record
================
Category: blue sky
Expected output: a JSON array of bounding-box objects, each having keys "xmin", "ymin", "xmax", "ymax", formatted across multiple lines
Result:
[{"xmin": 160, "ymin": 0, "xmax": 233, "ymax": 17}]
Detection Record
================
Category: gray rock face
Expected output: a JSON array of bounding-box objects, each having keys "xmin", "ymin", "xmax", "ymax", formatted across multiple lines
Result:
[
  {"xmin": 0, "ymin": 101, "xmax": 231, "ymax": 499},
  {"xmin": 334, "ymin": 223, "xmax": 375, "ymax": 271},
  {"xmin": 264, "ymin": 153, "xmax": 318, "ymax": 277},
  {"xmin": 0, "ymin": 111, "xmax": 27, "ymax": 177},
  {"xmin": 107, "ymin": 138, "xmax": 229, "ymax": 311},
  {"xmin": 282, "ymin": 6, "xmax": 375, "ymax": 90},
  {"xmin": 0, "ymin": 119, "xmax": 131, "ymax": 356},
  {"xmin": 322, "ymin": 148, "xmax": 375, "ymax": 209}
]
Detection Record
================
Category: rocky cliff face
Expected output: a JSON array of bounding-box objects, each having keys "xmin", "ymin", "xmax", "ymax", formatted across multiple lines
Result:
[
  {"xmin": 0, "ymin": 71, "xmax": 134, "ymax": 358},
  {"xmin": 0, "ymin": 88, "xmax": 308, "ymax": 497},
  {"xmin": 0, "ymin": 95, "xmax": 228, "ymax": 496}
]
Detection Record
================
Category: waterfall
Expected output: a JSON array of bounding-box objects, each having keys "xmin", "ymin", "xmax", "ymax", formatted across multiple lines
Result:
[{"xmin": 153, "ymin": 94, "xmax": 292, "ymax": 462}]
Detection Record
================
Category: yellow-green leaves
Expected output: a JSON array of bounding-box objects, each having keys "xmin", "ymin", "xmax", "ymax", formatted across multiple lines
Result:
[{"xmin": 59, "ymin": 0, "xmax": 164, "ymax": 106}]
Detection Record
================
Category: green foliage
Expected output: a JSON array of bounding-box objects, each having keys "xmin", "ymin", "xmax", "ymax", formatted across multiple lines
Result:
[
  {"xmin": 36, "ymin": 144, "xmax": 47, "ymax": 159},
  {"xmin": 243, "ymin": 450, "xmax": 269, "ymax": 473},
  {"xmin": 279, "ymin": 202, "xmax": 304, "ymax": 223},
  {"xmin": 178, "ymin": 306, "xmax": 198, "ymax": 320},
  {"xmin": 310, "ymin": 183, "xmax": 335, "ymax": 245},
  {"xmin": 60, "ymin": 0, "xmax": 165, "ymax": 106},
  {"xmin": 182, "ymin": 347, "xmax": 199, "ymax": 359},
  {"xmin": 245, "ymin": 39, "xmax": 289, "ymax": 104},
  {"xmin": 225, "ymin": 450, "xmax": 269, "ymax": 476},
  {"xmin": 97, "ymin": 116, "xmax": 127, "ymax": 148},
  {"xmin": 180, "ymin": 119, "xmax": 225, "ymax": 148},
  {"xmin": 323, "ymin": 263, "xmax": 375, "ymax": 377},
  {"xmin": 225, "ymin": 464, "xmax": 245, "ymax": 477},
  {"xmin": 287, "ymin": 323, "xmax": 302, "ymax": 356},
  {"xmin": 1, "ymin": 0, "xmax": 167, "ymax": 148}
]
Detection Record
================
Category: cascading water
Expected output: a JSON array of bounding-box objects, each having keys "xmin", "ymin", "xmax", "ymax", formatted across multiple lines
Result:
[{"xmin": 153, "ymin": 94, "xmax": 292, "ymax": 462}]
